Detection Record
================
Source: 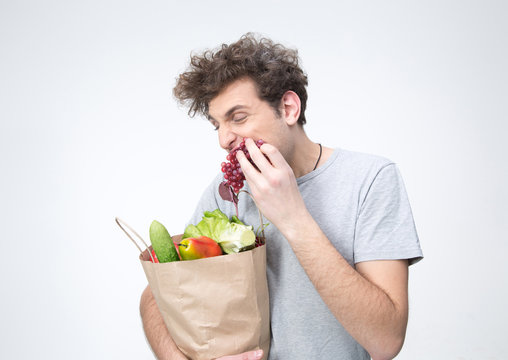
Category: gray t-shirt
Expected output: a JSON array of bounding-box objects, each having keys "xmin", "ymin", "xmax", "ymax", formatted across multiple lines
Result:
[{"xmin": 188, "ymin": 148, "xmax": 423, "ymax": 360}]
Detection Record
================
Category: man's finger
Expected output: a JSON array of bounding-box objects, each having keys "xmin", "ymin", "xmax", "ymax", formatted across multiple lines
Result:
[
  {"xmin": 215, "ymin": 349, "xmax": 263, "ymax": 360},
  {"xmin": 244, "ymin": 138, "xmax": 272, "ymax": 173},
  {"xmin": 236, "ymin": 149, "xmax": 263, "ymax": 184},
  {"xmin": 258, "ymin": 142, "xmax": 287, "ymax": 169}
]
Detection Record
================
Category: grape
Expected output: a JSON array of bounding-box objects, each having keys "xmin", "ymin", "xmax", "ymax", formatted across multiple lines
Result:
[
  {"xmin": 220, "ymin": 138, "xmax": 264, "ymax": 193},
  {"xmin": 255, "ymin": 236, "xmax": 265, "ymax": 247}
]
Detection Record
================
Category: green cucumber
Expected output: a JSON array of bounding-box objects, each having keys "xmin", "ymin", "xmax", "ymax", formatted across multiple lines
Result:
[{"xmin": 149, "ymin": 220, "xmax": 180, "ymax": 263}]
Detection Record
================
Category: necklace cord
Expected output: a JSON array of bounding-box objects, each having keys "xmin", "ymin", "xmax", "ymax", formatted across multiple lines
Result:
[{"xmin": 313, "ymin": 143, "xmax": 322, "ymax": 171}]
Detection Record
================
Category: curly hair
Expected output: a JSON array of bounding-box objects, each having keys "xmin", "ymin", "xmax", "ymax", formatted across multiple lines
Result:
[{"xmin": 173, "ymin": 33, "xmax": 309, "ymax": 125}]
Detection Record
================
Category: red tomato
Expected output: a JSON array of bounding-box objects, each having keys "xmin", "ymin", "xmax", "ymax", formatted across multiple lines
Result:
[{"xmin": 150, "ymin": 249, "xmax": 159, "ymax": 263}]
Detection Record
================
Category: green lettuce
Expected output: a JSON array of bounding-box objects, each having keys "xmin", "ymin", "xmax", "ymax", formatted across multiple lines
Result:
[
  {"xmin": 230, "ymin": 215, "xmax": 244, "ymax": 225},
  {"xmin": 183, "ymin": 209, "xmax": 255, "ymax": 254}
]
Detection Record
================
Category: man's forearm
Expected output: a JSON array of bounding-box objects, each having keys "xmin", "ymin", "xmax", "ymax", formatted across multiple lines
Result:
[{"xmin": 140, "ymin": 285, "xmax": 187, "ymax": 360}]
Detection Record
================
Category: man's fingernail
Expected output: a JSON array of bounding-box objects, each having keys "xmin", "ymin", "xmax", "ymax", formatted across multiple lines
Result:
[{"xmin": 255, "ymin": 349, "xmax": 263, "ymax": 358}]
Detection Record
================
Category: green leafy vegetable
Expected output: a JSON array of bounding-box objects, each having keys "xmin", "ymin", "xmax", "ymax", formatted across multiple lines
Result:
[
  {"xmin": 183, "ymin": 209, "xmax": 256, "ymax": 254},
  {"xmin": 230, "ymin": 215, "xmax": 244, "ymax": 225},
  {"xmin": 183, "ymin": 224, "xmax": 201, "ymax": 239}
]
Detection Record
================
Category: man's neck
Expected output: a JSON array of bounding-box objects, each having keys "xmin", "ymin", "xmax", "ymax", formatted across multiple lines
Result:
[{"xmin": 286, "ymin": 132, "xmax": 322, "ymax": 178}]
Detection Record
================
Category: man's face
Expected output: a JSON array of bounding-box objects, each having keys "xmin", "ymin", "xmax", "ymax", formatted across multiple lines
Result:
[{"xmin": 208, "ymin": 77, "xmax": 289, "ymax": 154}]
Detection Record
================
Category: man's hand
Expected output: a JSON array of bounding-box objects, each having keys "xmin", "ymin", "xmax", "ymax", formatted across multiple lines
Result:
[
  {"xmin": 215, "ymin": 349, "xmax": 263, "ymax": 360},
  {"xmin": 236, "ymin": 138, "xmax": 309, "ymax": 236}
]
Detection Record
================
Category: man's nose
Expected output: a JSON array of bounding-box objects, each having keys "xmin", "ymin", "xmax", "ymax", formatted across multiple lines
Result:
[{"xmin": 218, "ymin": 126, "xmax": 236, "ymax": 151}]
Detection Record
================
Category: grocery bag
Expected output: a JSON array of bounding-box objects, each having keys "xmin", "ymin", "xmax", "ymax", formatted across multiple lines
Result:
[{"xmin": 116, "ymin": 218, "xmax": 270, "ymax": 360}]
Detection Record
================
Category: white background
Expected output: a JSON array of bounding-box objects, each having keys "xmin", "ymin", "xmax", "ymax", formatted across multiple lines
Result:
[{"xmin": 1, "ymin": 0, "xmax": 507, "ymax": 359}]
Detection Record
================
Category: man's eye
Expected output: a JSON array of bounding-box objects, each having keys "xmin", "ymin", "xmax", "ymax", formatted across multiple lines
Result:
[{"xmin": 232, "ymin": 115, "xmax": 247, "ymax": 122}]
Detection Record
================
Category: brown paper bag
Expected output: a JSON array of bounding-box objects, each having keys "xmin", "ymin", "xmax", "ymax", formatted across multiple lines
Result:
[
  {"xmin": 117, "ymin": 218, "xmax": 270, "ymax": 360},
  {"xmin": 140, "ymin": 237, "xmax": 270, "ymax": 360}
]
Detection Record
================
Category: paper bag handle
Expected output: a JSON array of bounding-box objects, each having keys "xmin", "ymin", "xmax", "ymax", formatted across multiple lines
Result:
[
  {"xmin": 239, "ymin": 189, "xmax": 266, "ymax": 241},
  {"xmin": 115, "ymin": 217, "xmax": 156, "ymax": 263}
]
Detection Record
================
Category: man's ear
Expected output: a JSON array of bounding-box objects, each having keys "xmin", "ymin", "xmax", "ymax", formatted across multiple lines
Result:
[{"xmin": 280, "ymin": 91, "xmax": 301, "ymax": 126}]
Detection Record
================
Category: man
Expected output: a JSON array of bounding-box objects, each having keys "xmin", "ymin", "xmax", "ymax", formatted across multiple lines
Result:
[{"xmin": 140, "ymin": 33, "xmax": 423, "ymax": 360}]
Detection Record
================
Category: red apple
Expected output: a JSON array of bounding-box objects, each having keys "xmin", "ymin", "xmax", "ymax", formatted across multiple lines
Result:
[{"xmin": 178, "ymin": 236, "xmax": 223, "ymax": 260}]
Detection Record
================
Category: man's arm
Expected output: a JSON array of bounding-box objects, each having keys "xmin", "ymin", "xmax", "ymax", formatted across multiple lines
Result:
[
  {"xmin": 237, "ymin": 139, "xmax": 410, "ymax": 360},
  {"xmin": 140, "ymin": 286, "xmax": 264, "ymax": 360},
  {"xmin": 288, "ymin": 222, "xmax": 409, "ymax": 360}
]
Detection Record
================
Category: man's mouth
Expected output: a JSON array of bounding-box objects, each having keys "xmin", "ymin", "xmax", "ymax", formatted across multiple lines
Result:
[{"xmin": 227, "ymin": 141, "xmax": 244, "ymax": 154}]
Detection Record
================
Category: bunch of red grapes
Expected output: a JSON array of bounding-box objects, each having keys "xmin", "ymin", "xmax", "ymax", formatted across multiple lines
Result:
[{"xmin": 221, "ymin": 139, "xmax": 264, "ymax": 193}]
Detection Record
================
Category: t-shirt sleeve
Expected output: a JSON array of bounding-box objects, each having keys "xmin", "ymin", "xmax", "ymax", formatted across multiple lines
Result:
[{"xmin": 354, "ymin": 163, "xmax": 423, "ymax": 265}]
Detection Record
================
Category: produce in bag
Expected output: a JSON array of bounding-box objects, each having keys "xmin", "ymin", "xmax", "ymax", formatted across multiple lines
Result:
[{"xmin": 116, "ymin": 211, "xmax": 269, "ymax": 360}]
